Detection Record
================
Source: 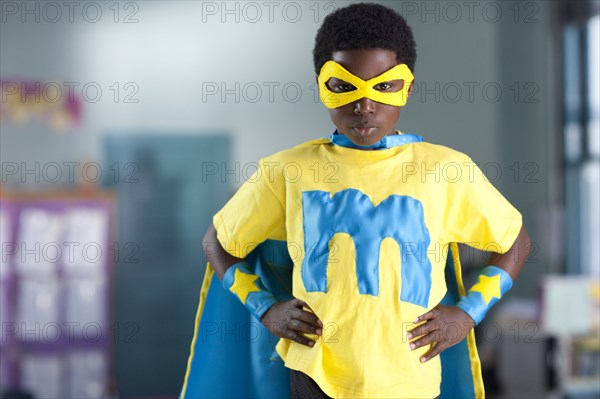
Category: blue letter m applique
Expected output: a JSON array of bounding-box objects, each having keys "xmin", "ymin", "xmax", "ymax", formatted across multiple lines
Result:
[{"xmin": 301, "ymin": 189, "xmax": 432, "ymax": 308}]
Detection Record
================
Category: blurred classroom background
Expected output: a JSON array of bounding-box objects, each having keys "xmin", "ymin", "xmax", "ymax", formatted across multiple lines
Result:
[{"xmin": 0, "ymin": 0, "xmax": 598, "ymax": 398}]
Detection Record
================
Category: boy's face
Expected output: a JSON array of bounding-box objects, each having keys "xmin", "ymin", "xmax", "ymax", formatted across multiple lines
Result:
[{"xmin": 319, "ymin": 48, "xmax": 413, "ymax": 147}]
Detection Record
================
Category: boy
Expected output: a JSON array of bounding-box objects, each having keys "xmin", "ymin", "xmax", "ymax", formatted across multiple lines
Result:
[{"xmin": 201, "ymin": 3, "xmax": 530, "ymax": 398}]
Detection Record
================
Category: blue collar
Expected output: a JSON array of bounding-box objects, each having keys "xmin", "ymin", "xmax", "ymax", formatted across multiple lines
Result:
[{"xmin": 329, "ymin": 130, "xmax": 424, "ymax": 150}]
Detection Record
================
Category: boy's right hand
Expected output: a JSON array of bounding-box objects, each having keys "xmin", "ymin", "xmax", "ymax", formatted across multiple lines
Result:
[{"xmin": 260, "ymin": 299, "xmax": 323, "ymax": 347}]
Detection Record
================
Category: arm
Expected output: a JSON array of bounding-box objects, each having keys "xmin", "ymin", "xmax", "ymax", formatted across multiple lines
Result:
[
  {"xmin": 202, "ymin": 222, "xmax": 323, "ymax": 346},
  {"xmin": 486, "ymin": 224, "xmax": 531, "ymax": 280},
  {"xmin": 202, "ymin": 222, "xmax": 243, "ymax": 280},
  {"xmin": 408, "ymin": 224, "xmax": 531, "ymax": 363}
]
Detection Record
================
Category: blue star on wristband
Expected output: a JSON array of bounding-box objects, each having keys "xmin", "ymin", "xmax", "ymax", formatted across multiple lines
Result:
[{"xmin": 456, "ymin": 265, "xmax": 513, "ymax": 326}]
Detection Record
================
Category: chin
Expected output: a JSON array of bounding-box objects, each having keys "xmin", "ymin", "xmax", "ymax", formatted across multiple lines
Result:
[
  {"xmin": 344, "ymin": 130, "xmax": 382, "ymax": 146},
  {"xmin": 349, "ymin": 136, "xmax": 380, "ymax": 147}
]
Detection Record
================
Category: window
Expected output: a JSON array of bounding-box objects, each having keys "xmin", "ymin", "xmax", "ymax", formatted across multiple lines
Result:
[{"xmin": 562, "ymin": 6, "xmax": 600, "ymax": 277}]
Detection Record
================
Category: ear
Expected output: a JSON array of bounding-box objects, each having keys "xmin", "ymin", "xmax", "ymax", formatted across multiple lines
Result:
[{"xmin": 408, "ymin": 80, "xmax": 415, "ymax": 96}]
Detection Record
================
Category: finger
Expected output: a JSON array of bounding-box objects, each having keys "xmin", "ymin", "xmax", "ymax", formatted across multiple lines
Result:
[
  {"xmin": 293, "ymin": 298, "xmax": 311, "ymax": 310},
  {"xmin": 283, "ymin": 327, "xmax": 316, "ymax": 347},
  {"xmin": 414, "ymin": 308, "xmax": 439, "ymax": 324},
  {"xmin": 410, "ymin": 330, "xmax": 442, "ymax": 351},
  {"xmin": 293, "ymin": 308, "xmax": 323, "ymax": 328},
  {"xmin": 292, "ymin": 300, "xmax": 323, "ymax": 326},
  {"xmin": 407, "ymin": 319, "xmax": 439, "ymax": 339},
  {"xmin": 419, "ymin": 341, "xmax": 446, "ymax": 363},
  {"xmin": 294, "ymin": 299, "xmax": 317, "ymax": 315},
  {"xmin": 289, "ymin": 319, "xmax": 322, "ymax": 336}
]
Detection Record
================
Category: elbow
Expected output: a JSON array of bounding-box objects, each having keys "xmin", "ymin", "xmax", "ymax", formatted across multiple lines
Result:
[
  {"xmin": 519, "ymin": 224, "xmax": 532, "ymax": 264},
  {"xmin": 202, "ymin": 223, "xmax": 217, "ymax": 256},
  {"xmin": 202, "ymin": 225, "xmax": 210, "ymax": 253}
]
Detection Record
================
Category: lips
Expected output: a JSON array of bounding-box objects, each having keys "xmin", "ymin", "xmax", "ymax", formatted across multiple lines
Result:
[{"xmin": 351, "ymin": 125, "xmax": 378, "ymax": 136}]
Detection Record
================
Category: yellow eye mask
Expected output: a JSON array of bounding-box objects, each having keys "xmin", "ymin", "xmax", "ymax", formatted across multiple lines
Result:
[{"xmin": 317, "ymin": 60, "xmax": 414, "ymax": 108}]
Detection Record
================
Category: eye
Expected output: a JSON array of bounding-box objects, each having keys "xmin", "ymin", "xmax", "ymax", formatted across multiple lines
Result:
[
  {"xmin": 374, "ymin": 80, "xmax": 404, "ymax": 92},
  {"xmin": 374, "ymin": 82, "xmax": 392, "ymax": 91},
  {"xmin": 326, "ymin": 79, "xmax": 356, "ymax": 93},
  {"xmin": 336, "ymin": 83, "xmax": 356, "ymax": 92}
]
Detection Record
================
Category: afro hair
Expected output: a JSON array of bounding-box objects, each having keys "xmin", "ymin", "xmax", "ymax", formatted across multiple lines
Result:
[{"xmin": 312, "ymin": 2, "xmax": 417, "ymax": 76}]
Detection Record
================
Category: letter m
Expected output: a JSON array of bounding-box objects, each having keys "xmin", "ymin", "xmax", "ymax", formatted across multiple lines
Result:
[{"xmin": 301, "ymin": 189, "xmax": 432, "ymax": 308}]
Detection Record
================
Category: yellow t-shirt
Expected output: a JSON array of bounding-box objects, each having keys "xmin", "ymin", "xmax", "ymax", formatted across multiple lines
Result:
[{"xmin": 213, "ymin": 135, "xmax": 522, "ymax": 398}]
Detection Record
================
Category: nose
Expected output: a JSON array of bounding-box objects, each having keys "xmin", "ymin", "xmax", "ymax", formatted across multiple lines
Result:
[{"xmin": 353, "ymin": 97, "xmax": 375, "ymax": 115}]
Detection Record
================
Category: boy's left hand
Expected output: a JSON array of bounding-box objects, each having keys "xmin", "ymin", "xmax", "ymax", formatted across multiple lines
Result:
[{"xmin": 407, "ymin": 304, "xmax": 475, "ymax": 363}]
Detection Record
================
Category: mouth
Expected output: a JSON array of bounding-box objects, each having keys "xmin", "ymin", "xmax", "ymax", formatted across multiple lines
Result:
[{"xmin": 351, "ymin": 126, "xmax": 378, "ymax": 136}]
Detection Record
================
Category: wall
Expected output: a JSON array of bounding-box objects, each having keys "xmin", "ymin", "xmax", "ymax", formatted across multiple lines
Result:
[
  {"xmin": 2, "ymin": 0, "xmax": 505, "ymax": 175},
  {"xmin": 1, "ymin": 2, "xmax": 560, "ymax": 395}
]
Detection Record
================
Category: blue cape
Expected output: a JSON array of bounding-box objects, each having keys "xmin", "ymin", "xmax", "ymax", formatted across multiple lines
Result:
[{"xmin": 180, "ymin": 241, "xmax": 484, "ymax": 398}]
